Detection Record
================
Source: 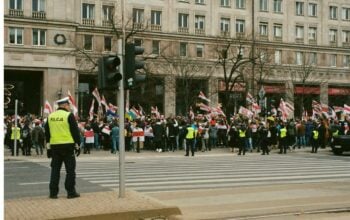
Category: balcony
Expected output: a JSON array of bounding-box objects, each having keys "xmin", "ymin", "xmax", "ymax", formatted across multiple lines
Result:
[
  {"xmin": 329, "ymin": 41, "xmax": 337, "ymax": 47},
  {"xmin": 102, "ymin": 20, "xmax": 112, "ymax": 27},
  {"xmin": 133, "ymin": 23, "xmax": 144, "ymax": 30},
  {"xmin": 309, "ymin": 39, "xmax": 317, "ymax": 45},
  {"xmin": 258, "ymin": 35, "xmax": 269, "ymax": 41},
  {"xmin": 236, "ymin": 32, "xmax": 245, "ymax": 38},
  {"xmin": 220, "ymin": 31, "xmax": 230, "ymax": 37},
  {"xmin": 9, "ymin": 9, "xmax": 23, "ymax": 17},
  {"xmin": 32, "ymin": 11, "xmax": 46, "ymax": 19},
  {"xmin": 151, "ymin": 24, "xmax": 162, "ymax": 31},
  {"xmin": 195, "ymin": 28, "xmax": 205, "ymax": 35},
  {"xmin": 295, "ymin": 38, "xmax": 304, "ymax": 44},
  {"xmin": 273, "ymin": 36, "xmax": 282, "ymax": 42},
  {"xmin": 178, "ymin": 27, "xmax": 189, "ymax": 34},
  {"xmin": 343, "ymin": 42, "xmax": 350, "ymax": 48},
  {"xmin": 82, "ymin": 18, "xmax": 95, "ymax": 26}
]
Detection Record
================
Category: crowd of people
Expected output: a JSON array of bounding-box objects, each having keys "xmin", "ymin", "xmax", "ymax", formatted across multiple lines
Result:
[{"xmin": 4, "ymin": 112, "xmax": 350, "ymax": 157}]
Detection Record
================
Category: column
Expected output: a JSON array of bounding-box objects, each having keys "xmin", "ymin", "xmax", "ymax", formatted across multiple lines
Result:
[
  {"xmin": 209, "ymin": 78, "xmax": 219, "ymax": 107},
  {"xmin": 164, "ymin": 75, "xmax": 176, "ymax": 117},
  {"xmin": 320, "ymin": 82, "xmax": 328, "ymax": 105}
]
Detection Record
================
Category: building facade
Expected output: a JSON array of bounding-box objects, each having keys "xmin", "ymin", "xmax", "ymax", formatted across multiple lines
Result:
[{"xmin": 4, "ymin": 0, "xmax": 350, "ymax": 117}]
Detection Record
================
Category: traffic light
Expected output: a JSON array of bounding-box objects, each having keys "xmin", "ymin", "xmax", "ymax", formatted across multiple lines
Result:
[
  {"xmin": 98, "ymin": 55, "xmax": 122, "ymax": 90},
  {"xmin": 125, "ymin": 43, "xmax": 145, "ymax": 89}
]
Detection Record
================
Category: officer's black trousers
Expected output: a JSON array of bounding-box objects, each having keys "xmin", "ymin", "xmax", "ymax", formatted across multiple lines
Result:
[{"xmin": 50, "ymin": 147, "xmax": 76, "ymax": 197}]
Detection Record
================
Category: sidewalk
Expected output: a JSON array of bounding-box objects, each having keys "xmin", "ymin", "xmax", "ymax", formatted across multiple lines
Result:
[{"xmin": 5, "ymin": 190, "xmax": 181, "ymax": 220}]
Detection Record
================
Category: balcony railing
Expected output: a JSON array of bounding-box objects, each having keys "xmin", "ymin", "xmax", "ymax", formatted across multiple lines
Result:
[
  {"xmin": 343, "ymin": 42, "xmax": 350, "ymax": 48},
  {"xmin": 178, "ymin": 27, "xmax": 189, "ymax": 33},
  {"xmin": 102, "ymin": 20, "xmax": 112, "ymax": 27},
  {"xmin": 295, "ymin": 38, "xmax": 304, "ymax": 44},
  {"xmin": 195, "ymin": 28, "xmax": 205, "ymax": 35},
  {"xmin": 236, "ymin": 32, "xmax": 245, "ymax": 38},
  {"xmin": 309, "ymin": 39, "xmax": 317, "ymax": 45},
  {"xmin": 9, "ymin": 9, "xmax": 23, "ymax": 17},
  {"xmin": 329, "ymin": 41, "xmax": 337, "ymax": 47},
  {"xmin": 273, "ymin": 36, "xmax": 282, "ymax": 42},
  {"xmin": 82, "ymin": 18, "xmax": 95, "ymax": 26},
  {"xmin": 32, "ymin": 11, "xmax": 46, "ymax": 19},
  {"xmin": 259, "ymin": 35, "xmax": 268, "ymax": 41},
  {"xmin": 220, "ymin": 31, "xmax": 230, "ymax": 37},
  {"xmin": 133, "ymin": 23, "xmax": 144, "ymax": 30},
  {"xmin": 151, "ymin": 24, "xmax": 162, "ymax": 31}
]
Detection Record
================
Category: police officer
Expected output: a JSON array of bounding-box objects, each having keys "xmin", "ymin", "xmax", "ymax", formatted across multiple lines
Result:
[
  {"xmin": 238, "ymin": 123, "xmax": 247, "ymax": 155},
  {"xmin": 45, "ymin": 97, "xmax": 81, "ymax": 199},
  {"xmin": 185, "ymin": 122, "xmax": 196, "ymax": 156},
  {"xmin": 311, "ymin": 125, "xmax": 319, "ymax": 153},
  {"xmin": 278, "ymin": 124, "xmax": 288, "ymax": 154}
]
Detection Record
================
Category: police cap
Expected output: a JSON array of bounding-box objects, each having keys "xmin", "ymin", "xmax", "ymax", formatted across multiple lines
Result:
[{"xmin": 56, "ymin": 97, "xmax": 70, "ymax": 105}]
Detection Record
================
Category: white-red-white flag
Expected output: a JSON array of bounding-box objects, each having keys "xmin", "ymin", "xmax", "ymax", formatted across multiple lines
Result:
[
  {"xmin": 44, "ymin": 100, "xmax": 53, "ymax": 114},
  {"xmin": 89, "ymin": 99, "xmax": 95, "ymax": 121},
  {"xmin": 92, "ymin": 87, "xmax": 102, "ymax": 106},
  {"xmin": 246, "ymin": 92, "xmax": 255, "ymax": 104},
  {"xmin": 344, "ymin": 104, "xmax": 350, "ymax": 114},
  {"xmin": 198, "ymin": 91, "xmax": 211, "ymax": 102},
  {"xmin": 252, "ymin": 102, "xmax": 261, "ymax": 113},
  {"xmin": 67, "ymin": 90, "xmax": 78, "ymax": 116},
  {"xmin": 238, "ymin": 106, "xmax": 254, "ymax": 118},
  {"xmin": 101, "ymin": 95, "xmax": 109, "ymax": 113}
]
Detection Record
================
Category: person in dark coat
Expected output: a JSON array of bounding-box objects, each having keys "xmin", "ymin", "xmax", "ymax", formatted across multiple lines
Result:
[{"xmin": 153, "ymin": 119, "xmax": 165, "ymax": 152}]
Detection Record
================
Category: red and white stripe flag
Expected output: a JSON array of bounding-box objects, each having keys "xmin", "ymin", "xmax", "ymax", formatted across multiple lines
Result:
[
  {"xmin": 239, "ymin": 106, "xmax": 254, "ymax": 118},
  {"xmin": 333, "ymin": 106, "xmax": 343, "ymax": 113},
  {"xmin": 67, "ymin": 90, "xmax": 78, "ymax": 116},
  {"xmin": 101, "ymin": 95, "xmax": 109, "ymax": 113},
  {"xmin": 89, "ymin": 99, "xmax": 95, "ymax": 121},
  {"xmin": 344, "ymin": 104, "xmax": 350, "ymax": 114},
  {"xmin": 44, "ymin": 100, "xmax": 53, "ymax": 114},
  {"xmin": 312, "ymin": 100, "xmax": 322, "ymax": 115},
  {"xmin": 246, "ymin": 92, "xmax": 255, "ymax": 104},
  {"xmin": 198, "ymin": 103, "xmax": 211, "ymax": 112},
  {"xmin": 92, "ymin": 87, "xmax": 102, "ymax": 106},
  {"xmin": 252, "ymin": 102, "xmax": 261, "ymax": 113},
  {"xmin": 198, "ymin": 91, "xmax": 211, "ymax": 102}
]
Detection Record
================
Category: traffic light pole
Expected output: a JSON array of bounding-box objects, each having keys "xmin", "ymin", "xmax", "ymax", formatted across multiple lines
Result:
[{"xmin": 117, "ymin": 38, "xmax": 126, "ymax": 198}]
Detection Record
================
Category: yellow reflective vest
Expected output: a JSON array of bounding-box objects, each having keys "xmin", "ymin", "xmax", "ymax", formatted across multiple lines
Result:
[
  {"xmin": 239, "ymin": 129, "xmax": 246, "ymax": 138},
  {"xmin": 280, "ymin": 128, "xmax": 287, "ymax": 138},
  {"xmin": 48, "ymin": 110, "xmax": 74, "ymax": 145},
  {"xmin": 11, "ymin": 127, "xmax": 21, "ymax": 140},
  {"xmin": 313, "ymin": 130, "xmax": 319, "ymax": 140},
  {"xmin": 186, "ymin": 127, "xmax": 195, "ymax": 139},
  {"xmin": 332, "ymin": 130, "xmax": 339, "ymax": 137}
]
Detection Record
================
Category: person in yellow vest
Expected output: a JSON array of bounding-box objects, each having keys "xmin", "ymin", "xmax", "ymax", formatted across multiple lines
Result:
[
  {"xmin": 44, "ymin": 97, "xmax": 81, "ymax": 199},
  {"xmin": 185, "ymin": 122, "xmax": 196, "ymax": 156},
  {"xmin": 10, "ymin": 122, "xmax": 21, "ymax": 156},
  {"xmin": 278, "ymin": 124, "xmax": 288, "ymax": 154},
  {"xmin": 311, "ymin": 125, "xmax": 319, "ymax": 153},
  {"xmin": 238, "ymin": 123, "xmax": 247, "ymax": 155}
]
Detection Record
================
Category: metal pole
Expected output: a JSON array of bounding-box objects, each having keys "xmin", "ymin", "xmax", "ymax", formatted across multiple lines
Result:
[
  {"xmin": 14, "ymin": 99, "xmax": 18, "ymax": 156},
  {"xmin": 118, "ymin": 0, "xmax": 126, "ymax": 198}
]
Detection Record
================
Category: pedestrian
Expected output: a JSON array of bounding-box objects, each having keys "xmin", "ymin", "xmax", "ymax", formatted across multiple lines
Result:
[
  {"xmin": 110, "ymin": 122, "xmax": 119, "ymax": 154},
  {"xmin": 83, "ymin": 124, "xmax": 94, "ymax": 154},
  {"xmin": 21, "ymin": 120, "xmax": 32, "ymax": 156},
  {"xmin": 31, "ymin": 120, "xmax": 45, "ymax": 156},
  {"xmin": 259, "ymin": 122, "xmax": 269, "ymax": 155},
  {"xmin": 45, "ymin": 97, "xmax": 81, "ymax": 199}
]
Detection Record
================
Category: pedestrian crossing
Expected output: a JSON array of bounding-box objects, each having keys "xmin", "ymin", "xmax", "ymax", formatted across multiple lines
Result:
[{"xmin": 43, "ymin": 155, "xmax": 350, "ymax": 193}]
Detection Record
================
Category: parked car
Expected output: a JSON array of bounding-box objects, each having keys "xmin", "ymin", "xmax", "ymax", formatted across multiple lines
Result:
[{"xmin": 331, "ymin": 135, "xmax": 350, "ymax": 155}]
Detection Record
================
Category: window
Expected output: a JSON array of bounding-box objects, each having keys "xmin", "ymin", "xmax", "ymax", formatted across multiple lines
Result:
[
  {"xmin": 178, "ymin": 13, "xmax": 189, "ymax": 28},
  {"xmin": 236, "ymin": 19, "xmax": 245, "ymax": 33},
  {"xmin": 9, "ymin": 0, "xmax": 22, "ymax": 10},
  {"xmin": 273, "ymin": 24, "xmax": 282, "ymax": 37},
  {"xmin": 220, "ymin": 18, "xmax": 230, "ymax": 32},
  {"xmin": 133, "ymin": 9, "xmax": 144, "ymax": 23},
  {"xmin": 134, "ymin": 39, "xmax": 143, "ymax": 46},
  {"xmin": 102, "ymin": 5, "xmax": 114, "ymax": 21},
  {"xmin": 295, "ymin": 25, "xmax": 304, "ymax": 39},
  {"xmin": 308, "ymin": 3, "xmax": 317, "ymax": 17},
  {"xmin": 295, "ymin": 2, "xmax": 304, "ymax": 16},
  {"xmin": 196, "ymin": 44, "xmax": 204, "ymax": 57},
  {"xmin": 221, "ymin": 0, "xmax": 230, "ymax": 7},
  {"xmin": 296, "ymin": 52, "xmax": 303, "ymax": 65},
  {"xmin": 104, "ymin": 36, "xmax": 111, "ymax": 51},
  {"xmin": 260, "ymin": 0, "xmax": 268, "ymax": 11},
  {"xmin": 32, "ymin": 29, "xmax": 46, "ymax": 46},
  {"xmin": 330, "ymin": 6, "xmax": 338, "ymax": 20},
  {"xmin": 84, "ymin": 35, "xmax": 93, "ymax": 51},
  {"xmin": 236, "ymin": 0, "xmax": 245, "ymax": 9},
  {"xmin": 342, "ymin": 8, "xmax": 350, "ymax": 20},
  {"xmin": 343, "ymin": 31, "xmax": 350, "ymax": 43},
  {"xmin": 152, "ymin": 40, "xmax": 160, "ymax": 55},
  {"xmin": 275, "ymin": 50, "xmax": 281, "ymax": 64},
  {"xmin": 308, "ymin": 27, "xmax": 317, "ymax": 40},
  {"xmin": 344, "ymin": 55, "xmax": 350, "ymax": 68},
  {"xmin": 9, "ymin": 27, "xmax": 23, "ymax": 44},
  {"xmin": 309, "ymin": 52, "xmax": 317, "ymax": 65},
  {"xmin": 195, "ymin": 0, "xmax": 205, "ymax": 4},
  {"xmin": 273, "ymin": 0, "xmax": 282, "ymax": 13},
  {"xmin": 330, "ymin": 54, "xmax": 337, "ymax": 67},
  {"xmin": 180, "ymin": 42, "xmax": 187, "ymax": 57},
  {"xmin": 259, "ymin": 22, "xmax": 268, "ymax": 36},
  {"xmin": 195, "ymin": 15, "xmax": 205, "ymax": 30},
  {"xmin": 82, "ymin": 3, "xmax": 94, "ymax": 19},
  {"xmin": 329, "ymin": 29, "xmax": 337, "ymax": 42},
  {"xmin": 32, "ymin": 0, "xmax": 45, "ymax": 12},
  {"xmin": 237, "ymin": 47, "xmax": 244, "ymax": 58},
  {"xmin": 151, "ymin": 10, "xmax": 162, "ymax": 25}
]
